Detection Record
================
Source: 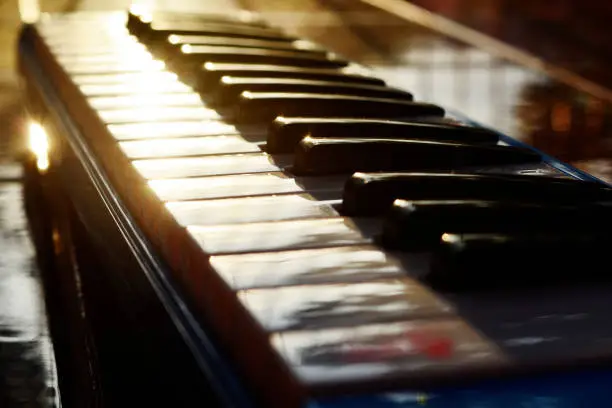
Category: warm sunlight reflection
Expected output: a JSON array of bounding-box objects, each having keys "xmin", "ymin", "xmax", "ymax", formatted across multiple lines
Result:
[
  {"xmin": 106, "ymin": 50, "xmax": 165, "ymax": 71},
  {"xmin": 28, "ymin": 122, "xmax": 49, "ymax": 173},
  {"xmin": 52, "ymin": 226, "xmax": 62, "ymax": 254},
  {"xmin": 129, "ymin": 4, "xmax": 147, "ymax": 15},
  {"xmin": 441, "ymin": 233, "xmax": 459, "ymax": 244},
  {"xmin": 129, "ymin": 3, "xmax": 154, "ymax": 21},
  {"xmin": 116, "ymin": 51, "xmax": 156, "ymax": 64},
  {"xmin": 18, "ymin": 0, "xmax": 39, "ymax": 23},
  {"xmin": 151, "ymin": 60, "xmax": 167, "ymax": 70}
]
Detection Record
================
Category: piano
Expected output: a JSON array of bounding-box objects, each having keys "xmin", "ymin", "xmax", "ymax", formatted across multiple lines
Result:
[{"xmin": 16, "ymin": 1, "xmax": 612, "ymax": 407}]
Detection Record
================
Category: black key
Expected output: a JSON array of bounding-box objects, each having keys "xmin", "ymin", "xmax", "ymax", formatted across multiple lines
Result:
[
  {"xmin": 232, "ymin": 93, "xmax": 444, "ymax": 124},
  {"xmin": 165, "ymin": 35, "xmax": 323, "ymax": 55},
  {"xmin": 342, "ymin": 172, "xmax": 612, "ymax": 216},
  {"xmin": 382, "ymin": 200, "xmax": 609, "ymax": 250},
  {"xmin": 127, "ymin": 10, "xmax": 267, "ymax": 34},
  {"xmin": 292, "ymin": 137, "xmax": 540, "ymax": 176},
  {"xmin": 210, "ymin": 77, "xmax": 413, "ymax": 106},
  {"xmin": 177, "ymin": 46, "xmax": 347, "ymax": 68},
  {"xmin": 267, "ymin": 118, "xmax": 499, "ymax": 153},
  {"xmin": 429, "ymin": 232, "xmax": 610, "ymax": 290},
  {"xmin": 198, "ymin": 63, "xmax": 385, "ymax": 90},
  {"xmin": 140, "ymin": 21, "xmax": 293, "ymax": 42}
]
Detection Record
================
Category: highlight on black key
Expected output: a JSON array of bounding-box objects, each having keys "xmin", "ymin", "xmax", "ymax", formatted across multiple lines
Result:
[
  {"xmin": 428, "ymin": 231, "xmax": 611, "ymax": 291},
  {"xmin": 381, "ymin": 199, "xmax": 611, "ymax": 250},
  {"xmin": 342, "ymin": 172, "xmax": 612, "ymax": 216},
  {"xmin": 267, "ymin": 117, "xmax": 498, "ymax": 153},
  {"xmin": 293, "ymin": 137, "xmax": 540, "ymax": 176}
]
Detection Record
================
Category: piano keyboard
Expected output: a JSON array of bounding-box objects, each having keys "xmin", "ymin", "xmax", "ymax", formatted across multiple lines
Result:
[{"xmin": 18, "ymin": 8, "xmax": 612, "ymax": 408}]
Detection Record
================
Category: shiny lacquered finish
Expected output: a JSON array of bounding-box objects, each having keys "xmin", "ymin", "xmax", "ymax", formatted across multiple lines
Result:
[
  {"xmin": 147, "ymin": 173, "xmax": 346, "ymax": 201},
  {"xmin": 267, "ymin": 117, "xmax": 499, "ymax": 153},
  {"xmin": 164, "ymin": 35, "xmax": 323, "ymax": 54},
  {"xmin": 127, "ymin": 10, "xmax": 268, "ymax": 33},
  {"xmin": 0, "ymin": 182, "xmax": 60, "ymax": 407},
  {"xmin": 119, "ymin": 135, "xmax": 260, "ymax": 159},
  {"xmin": 131, "ymin": 153, "xmax": 291, "ymax": 179},
  {"xmin": 198, "ymin": 63, "xmax": 385, "ymax": 89},
  {"xmin": 176, "ymin": 45, "xmax": 348, "ymax": 68},
  {"xmin": 430, "ymin": 232, "xmax": 611, "ymax": 290},
  {"xmin": 342, "ymin": 172, "xmax": 612, "ymax": 215},
  {"xmin": 232, "ymin": 92, "xmax": 445, "ymax": 123},
  {"xmin": 272, "ymin": 319, "xmax": 504, "ymax": 388},
  {"xmin": 238, "ymin": 278, "xmax": 453, "ymax": 331},
  {"xmin": 381, "ymin": 199, "xmax": 612, "ymax": 249},
  {"xmin": 166, "ymin": 193, "xmax": 339, "ymax": 226},
  {"xmin": 293, "ymin": 137, "xmax": 540, "ymax": 175},
  {"xmin": 89, "ymin": 93, "xmax": 204, "ymax": 110},
  {"xmin": 210, "ymin": 245, "xmax": 407, "ymax": 290},
  {"xmin": 78, "ymin": 80, "xmax": 192, "ymax": 97},
  {"xmin": 188, "ymin": 217, "xmax": 374, "ymax": 255},
  {"xmin": 138, "ymin": 20, "xmax": 293, "ymax": 42},
  {"xmin": 209, "ymin": 77, "xmax": 413, "ymax": 106},
  {"xmin": 98, "ymin": 106, "xmax": 221, "ymax": 124},
  {"xmin": 61, "ymin": 60, "xmax": 167, "ymax": 75},
  {"xmin": 107, "ymin": 121, "xmax": 239, "ymax": 140},
  {"xmin": 72, "ymin": 71, "xmax": 180, "ymax": 86}
]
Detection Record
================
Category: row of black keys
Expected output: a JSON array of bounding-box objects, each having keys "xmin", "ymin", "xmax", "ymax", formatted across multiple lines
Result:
[
  {"xmin": 349, "ymin": 172, "xmax": 612, "ymax": 230},
  {"xmin": 125, "ymin": 10, "xmax": 612, "ymax": 288},
  {"xmin": 125, "ymin": 11, "xmax": 540, "ymax": 174},
  {"xmin": 270, "ymin": 119, "xmax": 535, "ymax": 175},
  {"xmin": 359, "ymin": 172, "xmax": 612, "ymax": 289}
]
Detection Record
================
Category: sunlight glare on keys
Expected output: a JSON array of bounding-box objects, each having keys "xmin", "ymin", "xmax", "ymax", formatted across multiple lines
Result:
[
  {"xmin": 28, "ymin": 122, "xmax": 49, "ymax": 172},
  {"xmin": 18, "ymin": 0, "xmax": 39, "ymax": 23}
]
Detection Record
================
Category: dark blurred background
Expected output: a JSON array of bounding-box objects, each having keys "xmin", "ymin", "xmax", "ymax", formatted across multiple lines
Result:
[{"xmin": 399, "ymin": 0, "xmax": 612, "ymax": 180}]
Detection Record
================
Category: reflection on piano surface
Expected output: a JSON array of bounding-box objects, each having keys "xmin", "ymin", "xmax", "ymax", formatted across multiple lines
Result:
[{"xmin": 517, "ymin": 81, "xmax": 612, "ymax": 183}]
